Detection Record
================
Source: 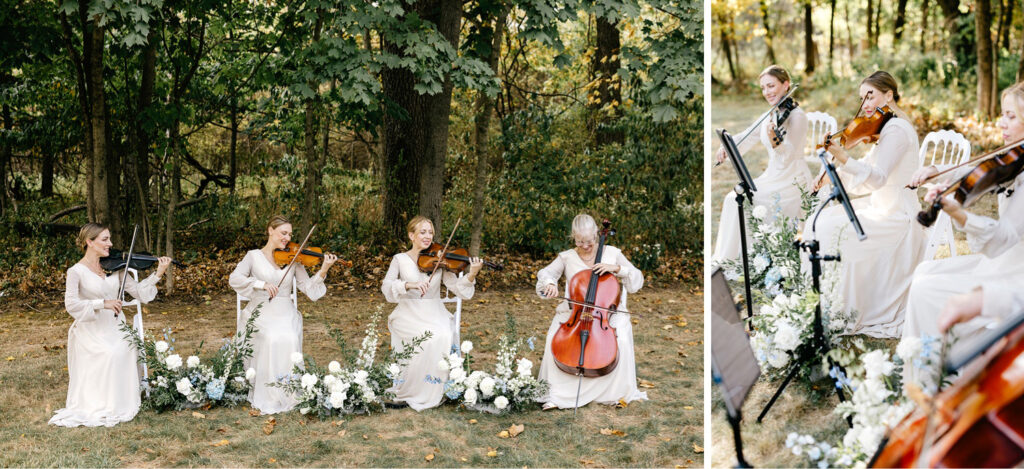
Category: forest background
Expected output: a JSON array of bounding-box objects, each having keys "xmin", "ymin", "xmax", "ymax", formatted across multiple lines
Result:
[{"xmin": 0, "ymin": 0, "xmax": 702, "ymax": 298}]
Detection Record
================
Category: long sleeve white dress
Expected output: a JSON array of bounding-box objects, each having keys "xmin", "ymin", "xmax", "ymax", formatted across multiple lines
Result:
[
  {"xmin": 802, "ymin": 117, "xmax": 927, "ymax": 338},
  {"xmin": 229, "ymin": 250, "xmax": 326, "ymax": 414},
  {"xmin": 49, "ymin": 264, "xmax": 160, "ymax": 427},
  {"xmin": 381, "ymin": 253, "xmax": 476, "ymax": 411},
  {"xmin": 712, "ymin": 107, "xmax": 812, "ymax": 263},
  {"xmin": 902, "ymin": 172, "xmax": 1024, "ymax": 342},
  {"xmin": 535, "ymin": 246, "xmax": 647, "ymax": 408}
]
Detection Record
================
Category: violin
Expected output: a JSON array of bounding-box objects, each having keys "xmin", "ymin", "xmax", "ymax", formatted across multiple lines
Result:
[
  {"xmin": 770, "ymin": 96, "xmax": 800, "ymax": 146},
  {"xmin": 916, "ymin": 143, "xmax": 1024, "ymax": 227},
  {"xmin": 871, "ymin": 318, "xmax": 1024, "ymax": 467},
  {"xmin": 417, "ymin": 242, "xmax": 504, "ymax": 273},
  {"xmin": 812, "ymin": 105, "xmax": 896, "ymax": 193},
  {"xmin": 101, "ymin": 249, "xmax": 184, "ymax": 272},
  {"xmin": 550, "ymin": 220, "xmax": 620, "ymax": 379},
  {"xmin": 714, "ymin": 84, "xmax": 800, "ymax": 167}
]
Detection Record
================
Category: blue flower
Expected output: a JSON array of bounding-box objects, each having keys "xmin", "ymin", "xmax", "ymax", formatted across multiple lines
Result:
[
  {"xmin": 764, "ymin": 267, "xmax": 782, "ymax": 287},
  {"xmin": 829, "ymin": 366, "xmax": 855, "ymax": 391},
  {"xmin": 423, "ymin": 375, "xmax": 443, "ymax": 384},
  {"xmin": 527, "ymin": 337, "xmax": 536, "ymax": 351},
  {"xmin": 206, "ymin": 379, "xmax": 225, "ymax": 400},
  {"xmin": 445, "ymin": 388, "xmax": 462, "ymax": 400}
]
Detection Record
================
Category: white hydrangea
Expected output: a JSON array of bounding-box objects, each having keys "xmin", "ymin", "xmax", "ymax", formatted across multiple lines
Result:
[
  {"xmin": 464, "ymin": 387, "xmax": 478, "ymax": 405},
  {"xmin": 479, "ymin": 377, "xmax": 496, "ymax": 397},
  {"xmin": 175, "ymin": 377, "xmax": 192, "ymax": 395},
  {"xmin": 895, "ymin": 336, "xmax": 922, "ymax": 363},
  {"xmin": 154, "ymin": 341, "xmax": 169, "ymax": 353},
  {"xmin": 330, "ymin": 379, "xmax": 350, "ymax": 395},
  {"xmin": 773, "ymin": 320, "xmax": 801, "ymax": 352},
  {"xmin": 165, "ymin": 354, "xmax": 183, "ymax": 370},
  {"xmin": 387, "ymin": 363, "xmax": 401, "ymax": 377},
  {"xmin": 437, "ymin": 358, "xmax": 450, "ymax": 371},
  {"xmin": 186, "ymin": 355, "xmax": 200, "ymax": 368},
  {"xmin": 753, "ymin": 255, "xmax": 770, "ymax": 273},
  {"xmin": 494, "ymin": 395, "xmax": 509, "ymax": 410},
  {"xmin": 767, "ymin": 351, "xmax": 790, "ymax": 368},
  {"xmin": 329, "ymin": 391, "xmax": 346, "ymax": 409},
  {"xmin": 363, "ymin": 388, "xmax": 376, "ymax": 401},
  {"xmin": 290, "ymin": 352, "xmax": 304, "ymax": 365},
  {"xmin": 323, "ymin": 375, "xmax": 337, "ymax": 387},
  {"xmin": 861, "ymin": 350, "xmax": 895, "ymax": 380},
  {"xmin": 301, "ymin": 373, "xmax": 318, "ymax": 390},
  {"xmin": 466, "ymin": 370, "xmax": 486, "ymax": 389},
  {"xmin": 516, "ymin": 358, "xmax": 533, "ymax": 377},
  {"xmin": 449, "ymin": 367, "xmax": 467, "ymax": 383},
  {"xmin": 353, "ymin": 370, "xmax": 369, "ymax": 386},
  {"xmin": 752, "ymin": 205, "xmax": 768, "ymax": 220},
  {"xmin": 447, "ymin": 354, "xmax": 464, "ymax": 370},
  {"xmin": 245, "ymin": 367, "xmax": 256, "ymax": 381},
  {"xmin": 156, "ymin": 376, "xmax": 168, "ymax": 388},
  {"xmin": 461, "ymin": 341, "xmax": 473, "ymax": 354},
  {"xmin": 328, "ymin": 361, "xmax": 341, "ymax": 373}
]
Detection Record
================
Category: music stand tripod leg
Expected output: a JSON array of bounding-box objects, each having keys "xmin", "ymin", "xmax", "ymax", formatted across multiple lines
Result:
[
  {"xmin": 729, "ymin": 411, "xmax": 752, "ymax": 468},
  {"xmin": 735, "ymin": 186, "xmax": 755, "ymax": 325}
]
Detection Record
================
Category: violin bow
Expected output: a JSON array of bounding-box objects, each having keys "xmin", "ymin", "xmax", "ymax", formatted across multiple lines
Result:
[
  {"xmin": 114, "ymin": 225, "xmax": 140, "ymax": 317},
  {"xmin": 277, "ymin": 224, "xmax": 316, "ymax": 289},
  {"xmin": 428, "ymin": 217, "xmax": 462, "ymax": 282},
  {"xmin": 915, "ymin": 333, "xmax": 951, "ymax": 468},
  {"xmin": 907, "ymin": 135, "xmax": 1024, "ymax": 189},
  {"xmin": 714, "ymin": 84, "xmax": 800, "ymax": 167},
  {"xmin": 548, "ymin": 296, "xmax": 638, "ymax": 317}
]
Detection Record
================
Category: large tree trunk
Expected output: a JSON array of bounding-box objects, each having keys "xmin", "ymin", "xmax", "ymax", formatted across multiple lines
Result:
[
  {"xmin": 133, "ymin": 29, "xmax": 157, "ymax": 249},
  {"xmin": 937, "ymin": 0, "xmax": 971, "ymax": 61},
  {"xmin": 41, "ymin": 152, "xmax": 54, "ymax": 198},
  {"xmin": 300, "ymin": 17, "xmax": 324, "ymax": 237},
  {"xmin": 999, "ymin": 0, "xmax": 1014, "ymax": 49},
  {"xmin": 381, "ymin": 0, "xmax": 461, "ymax": 237},
  {"xmin": 86, "ymin": 21, "xmax": 121, "ymax": 242},
  {"xmin": 921, "ymin": 0, "xmax": 930, "ymax": 51},
  {"xmin": 718, "ymin": 12, "xmax": 739, "ymax": 83},
  {"xmin": 591, "ymin": 15, "xmax": 623, "ymax": 146},
  {"xmin": 894, "ymin": 0, "xmax": 910, "ymax": 43},
  {"xmin": 804, "ymin": 0, "xmax": 816, "ymax": 73},
  {"xmin": 229, "ymin": 96, "xmax": 238, "ymax": 193},
  {"xmin": 829, "ymin": 0, "xmax": 836, "ymax": 63},
  {"xmin": 977, "ymin": 0, "xmax": 997, "ymax": 118},
  {"xmin": 873, "ymin": 0, "xmax": 882, "ymax": 49},
  {"xmin": 867, "ymin": 0, "xmax": 874, "ymax": 47},
  {"xmin": 759, "ymin": 0, "xmax": 778, "ymax": 64},
  {"xmin": 0, "ymin": 102, "xmax": 10, "ymax": 216},
  {"xmin": 470, "ymin": 9, "xmax": 508, "ymax": 257}
]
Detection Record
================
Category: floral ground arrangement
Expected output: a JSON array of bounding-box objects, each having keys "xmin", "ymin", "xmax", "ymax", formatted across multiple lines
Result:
[
  {"xmin": 0, "ymin": 287, "xmax": 699, "ymax": 467},
  {"xmin": 713, "ymin": 198, "xmax": 951, "ymax": 468}
]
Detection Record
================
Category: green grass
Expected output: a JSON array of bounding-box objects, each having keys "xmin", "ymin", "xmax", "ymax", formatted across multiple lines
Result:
[{"xmin": 0, "ymin": 285, "xmax": 701, "ymax": 467}]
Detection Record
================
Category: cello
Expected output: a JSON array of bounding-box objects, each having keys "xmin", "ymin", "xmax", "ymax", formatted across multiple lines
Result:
[{"xmin": 550, "ymin": 221, "xmax": 621, "ymax": 411}]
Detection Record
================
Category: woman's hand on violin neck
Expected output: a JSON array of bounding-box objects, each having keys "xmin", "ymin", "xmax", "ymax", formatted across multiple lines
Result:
[
  {"xmin": 827, "ymin": 145, "xmax": 849, "ymax": 165},
  {"xmin": 406, "ymin": 281, "xmax": 429, "ymax": 297},
  {"xmin": 910, "ymin": 165, "xmax": 939, "ymax": 189},
  {"xmin": 938, "ymin": 287, "xmax": 984, "ymax": 333},
  {"xmin": 319, "ymin": 253, "xmax": 338, "ymax": 277},
  {"xmin": 714, "ymin": 147, "xmax": 727, "ymax": 165},
  {"xmin": 466, "ymin": 257, "xmax": 483, "ymax": 280},
  {"xmin": 592, "ymin": 263, "xmax": 621, "ymax": 276},
  {"xmin": 263, "ymin": 283, "xmax": 279, "ymax": 299},
  {"xmin": 767, "ymin": 122, "xmax": 781, "ymax": 148},
  {"xmin": 104, "ymin": 299, "xmax": 123, "ymax": 315},
  {"xmin": 154, "ymin": 257, "xmax": 172, "ymax": 278},
  {"xmin": 541, "ymin": 284, "xmax": 559, "ymax": 299}
]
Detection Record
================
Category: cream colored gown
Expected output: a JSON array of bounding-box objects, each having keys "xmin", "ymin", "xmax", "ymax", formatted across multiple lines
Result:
[
  {"xmin": 229, "ymin": 250, "xmax": 326, "ymax": 414},
  {"xmin": 381, "ymin": 253, "xmax": 476, "ymax": 411},
  {"xmin": 803, "ymin": 117, "xmax": 927, "ymax": 338},
  {"xmin": 49, "ymin": 264, "xmax": 160, "ymax": 427},
  {"xmin": 902, "ymin": 172, "xmax": 1024, "ymax": 342},
  {"xmin": 535, "ymin": 246, "xmax": 646, "ymax": 408},
  {"xmin": 712, "ymin": 107, "xmax": 811, "ymax": 263}
]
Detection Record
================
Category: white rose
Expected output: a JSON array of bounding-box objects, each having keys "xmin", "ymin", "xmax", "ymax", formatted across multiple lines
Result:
[
  {"xmin": 856, "ymin": 426, "xmax": 885, "ymax": 454},
  {"xmin": 466, "ymin": 370, "xmax": 485, "ymax": 389},
  {"xmin": 752, "ymin": 205, "xmax": 768, "ymax": 220},
  {"xmin": 464, "ymin": 388, "xmax": 478, "ymax": 405},
  {"xmin": 154, "ymin": 341, "xmax": 169, "ymax": 353},
  {"xmin": 245, "ymin": 367, "xmax": 256, "ymax": 381},
  {"xmin": 387, "ymin": 363, "xmax": 401, "ymax": 376},
  {"xmin": 479, "ymin": 377, "xmax": 495, "ymax": 397},
  {"xmin": 299, "ymin": 407, "xmax": 310, "ymax": 415},
  {"xmin": 437, "ymin": 358, "xmax": 450, "ymax": 371},
  {"xmin": 862, "ymin": 350, "xmax": 895, "ymax": 380},
  {"xmin": 329, "ymin": 391, "xmax": 346, "ymax": 409},
  {"xmin": 186, "ymin": 355, "xmax": 200, "ymax": 368},
  {"xmin": 301, "ymin": 373, "xmax": 318, "ymax": 390},
  {"xmin": 175, "ymin": 377, "xmax": 192, "ymax": 395},
  {"xmin": 461, "ymin": 341, "xmax": 473, "ymax": 354},
  {"xmin": 895, "ymin": 337, "xmax": 922, "ymax": 363},
  {"xmin": 773, "ymin": 321, "xmax": 801, "ymax": 352},
  {"xmin": 353, "ymin": 370, "xmax": 369, "ymax": 386},
  {"xmin": 165, "ymin": 354, "xmax": 183, "ymax": 370},
  {"xmin": 494, "ymin": 395, "xmax": 509, "ymax": 410},
  {"xmin": 449, "ymin": 367, "xmax": 467, "ymax": 383},
  {"xmin": 323, "ymin": 375, "xmax": 337, "ymax": 387},
  {"xmin": 448, "ymin": 354, "xmax": 464, "ymax": 369},
  {"xmin": 328, "ymin": 361, "xmax": 341, "ymax": 373},
  {"xmin": 363, "ymin": 388, "xmax": 376, "ymax": 401},
  {"xmin": 753, "ymin": 255, "xmax": 769, "ymax": 273},
  {"xmin": 767, "ymin": 352, "xmax": 790, "ymax": 369},
  {"xmin": 290, "ymin": 352, "xmax": 304, "ymax": 365},
  {"xmin": 516, "ymin": 358, "xmax": 533, "ymax": 377}
]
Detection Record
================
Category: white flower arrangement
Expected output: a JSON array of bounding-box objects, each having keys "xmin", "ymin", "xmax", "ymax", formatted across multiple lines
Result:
[
  {"xmin": 433, "ymin": 313, "xmax": 548, "ymax": 414},
  {"xmin": 271, "ymin": 304, "xmax": 429, "ymax": 418},
  {"xmin": 120, "ymin": 305, "xmax": 262, "ymax": 412}
]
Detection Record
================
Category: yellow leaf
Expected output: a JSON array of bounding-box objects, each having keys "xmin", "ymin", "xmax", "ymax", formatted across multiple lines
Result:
[
  {"xmin": 425, "ymin": 453, "xmax": 435, "ymax": 462},
  {"xmin": 599, "ymin": 428, "xmax": 626, "ymax": 436},
  {"xmin": 192, "ymin": 411, "xmax": 206, "ymax": 419},
  {"xmin": 248, "ymin": 409, "xmax": 262, "ymax": 417},
  {"xmin": 268, "ymin": 458, "xmax": 277, "ymax": 464},
  {"xmin": 638, "ymin": 379, "xmax": 656, "ymax": 388},
  {"xmin": 616, "ymin": 399, "xmax": 628, "ymax": 408},
  {"xmin": 486, "ymin": 449, "xmax": 498, "ymax": 458},
  {"xmin": 693, "ymin": 443, "xmax": 704, "ymax": 454},
  {"xmin": 662, "ymin": 325, "xmax": 673, "ymax": 330},
  {"xmin": 683, "ymin": 406, "xmax": 694, "ymax": 410},
  {"xmin": 595, "ymin": 448, "xmax": 607, "ymax": 452},
  {"xmin": 508, "ymin": 423, "xmax": 524, "ymax": 438},
  {"xmin": 5, "ymin": 356, "xmax": 14, "ymax": 361},
  {"xmin": 362, "ymin": 434, "xmax": 369, "ymax": 440},
  {"xmin": 262, "ymin": 417, "xmax": 276, "ymax": 435},
  {"xmin": 210, "ymin": 439, "xmax": 229, "ymax": 447},
  {"xmin": 497, "ymin": 430, "xmax": 510, "ymax": 438},
  {"xmin": 468, "ymin": 419, "xmax": 478, "ymax": 424}
]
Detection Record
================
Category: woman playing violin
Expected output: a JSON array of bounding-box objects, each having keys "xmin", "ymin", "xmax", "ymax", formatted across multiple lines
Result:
[
  {"xmin": 50, "ymin": 223, "xmax": 171, "ymax": 427},
  {"xmin": 805, "ymin": 71, "xmax": 927, "ymax": 338},
  {"xmin": 380, "ymin": 215, "xmax": 482, "ymax": 410},
  {"xmin": 902, "ymin": 82, "xmax": 1024, "ymax": 344},
  {"xmin": 712, "ymin": 65, "xmax": 811, "ymax": 263},
  {"xmin": 228, "ymin": 215, "xmax": 338, "ymax": 414},
  {"xmin": 536, "ymin": 214, "xmax": 646, "ymax": 409}
]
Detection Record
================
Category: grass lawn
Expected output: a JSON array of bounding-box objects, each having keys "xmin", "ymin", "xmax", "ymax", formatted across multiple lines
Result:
[{"xmin": 0, "ymin": 284, "xmax": 701, "ymax": 468}]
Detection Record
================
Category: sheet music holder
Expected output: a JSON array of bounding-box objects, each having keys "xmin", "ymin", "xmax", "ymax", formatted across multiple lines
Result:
[
  {"xmin": 711, "ymin": 267, "xmax": 759, "ymax": 468},
  {"xmin": 816, "ymin": 148, "xmax": 866, "ymax": 241},
  {"xmin": 716, "ymin": 129, "xmax": 757, "ymax": 323}
]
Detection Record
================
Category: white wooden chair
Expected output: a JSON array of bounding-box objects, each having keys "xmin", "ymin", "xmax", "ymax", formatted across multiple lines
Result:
[
  {"xmin": 919, "ymin": 130, "xmax": 971, "ymax": 259},
  {"xmin": 804, "ymin": 111, "xmax": 839, "ymax": 168},
  {"xmin": 442, "ymin": 272, "xmax": 464, "ymax": 355},
  {"xmin": 236, "ymin": 277, "xmax": 298, "ymax": 328}
]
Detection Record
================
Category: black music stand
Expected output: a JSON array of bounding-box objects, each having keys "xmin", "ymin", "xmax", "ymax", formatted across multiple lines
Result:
[
  {"xmin": 757, "ymin": 149, "xmax": 864, "ymax": 426},
  {"xmin": 711, "ymin": 267, "xmax": 760, "ymax": 468},
  {"xmin": 717, "ymin": 129, "xmax": 758, "ymax": 324}
]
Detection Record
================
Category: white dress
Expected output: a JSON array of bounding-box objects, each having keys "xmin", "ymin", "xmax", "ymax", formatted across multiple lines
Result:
[
  {"xmin": 535, "ymin": 246, "xmax": 647, "ymax": 408},
  {"xmin": 902, "ymin": 172, "xmax": 1024, "ymax": 342},
  {"xmin": 229, "ymin": 250, "xmax": 326, "ymax": 414},
  {"xmin": 381, "ymin": 253, "xmax": 476, "ymax": 411},
  {"xmin": 712, "ymin": 107, "xmax": 811, "ymax": 263},
  {"xmin": 50, "ymin": 264, "xmax": 160, "ymax": 427},
  {"xmin": 803, "ymin": 117, "xmax": 927, "ymax": 338}
]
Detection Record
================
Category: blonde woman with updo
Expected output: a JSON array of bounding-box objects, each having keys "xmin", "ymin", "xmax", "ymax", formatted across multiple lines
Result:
[
  {"xmin": 901, "ymin": 82, "xmax": 1024, "ymax": 343},
  {"xmin": 536, "ymin": 214, "xmax": 646, "ymax": 409},
  {"xmin": 50, "ymin": 223, "xmax": 171, "ymax": 427},
  {"xmin": 229, "ymin": 215, "xmax": 338, "ymax": 414},
  {"xmin": 380, "ymin": 215, "xmax": 482, "ymax": 410},
  {"xmin": 805, "ymin": 71, "xmax": 927, "ymax": 338}
]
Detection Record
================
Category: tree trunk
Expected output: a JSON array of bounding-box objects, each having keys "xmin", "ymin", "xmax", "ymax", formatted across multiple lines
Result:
[
  {"xmin": 977, "ymin": 0, "xmax": 997, "ymax": 118},
  {"xmin": 133, "ymin": 29, "xmax": 157, "ymax": 249},
  {"xmin": 804, "ymin": 0, "xmax": 816, "ymax": 73},
  {"xmin": 846, "ymin": 0, "xmax": 855, "ymax": 61},
  {"xmin": 873, "ymin": 0, "xmax": 882, "ymax": 49},
  {"xmin": 591, "ymin": 15, "xmax": 623, "ymax": 146},
  {"xmin": 760, "ymin": 0, "xmax": 778, "ymax": 64},
  {"xmin": 894, "ymin": 0, "xmax": 909, "ymax": 43},
  {"xmin": 229, "ymin": 96, "xmax": 238, "ymax": 193},
  {"xmin": 921, "ymin": 0, "xmax": 930, "ymax": 51},
  {"xmin": 86, "ymin": 21, "xmax": 120, "ymax": 242},
  {"xmin": 867, "ymin": 0, "xmax": 874, "ymax": 46},
  {"xmin": 301, "ymin": 17, "xmax": 324, "ymax": 237},
  {"xmin": 470, "ymin": 9, "xmax": 508, "ymax": 257},
  {"xmin": 1000, "ymin": 0, "xmax": 1014, "ymax": 50},
  {"xmin": 0, "ymin": 103, "xmax": 10, "ymax": 216},
  {"xmin": 719, "ymin": 12, "xmax": 739, "ymax": 83},
  {"xmin": 381, "ymin": 0, "xmax": 461, "ymax": 237},
  {"xmin": 163, "ymin": 137, "xmax": 179, "ymax": 293},
  {"xmin": 41, "ymin": 151, "xmax": 54, "ymax": 198},
  {"xmin": 937, "ymin": 0, "xmax": 971, "ymax": 61},
  {"xmin": 829, "ymin": 0, "xmax": 836, "ymax": 63}
]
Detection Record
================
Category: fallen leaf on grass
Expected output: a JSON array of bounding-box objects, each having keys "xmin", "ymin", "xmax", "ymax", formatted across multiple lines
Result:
[
  {"xmin": 332, "ymin": 420, "xmax": 344, "ymax": 426},
  {"xmin": 508, "ymin": 423, "xmax": 524, "ymax": 437},
  {"xmin": 192, "ymin": 411, "xmax": 206, "ymax": 419},
  {"xmin": 638, "ymin": 379, "xmax": 656, "ymax": 388},
  {"xmin": 595, "ymin": 448, "xmax": 607, "ymax": 452},
  {"xmin": 683, "ymin": 406, "xmax": 694, "ymax": 410},
  {"xmin": 248, "ymin": 409, "xmax": 261, "ymax": 417},
  {"xmin": 599, "ymin": 428, "xmax": 626, "ymax": 436},
  {"xmin": 262, "ymin": 417, "xmax": 276, "ymax": 435},
  {"xmin": 615, "ymin": 399, "xmax": 628, "ymax": 408},
  {"xmin": 216, "ymin": 428, "xmax": 227, "ymax": 433},
  {"xmin": 144, "ymin": 448, "xmax": 156, "ymax": 454},
  {"xmin": 498, "ymin": 430, "xmax": 510, "ymax": 438},
  {"xmin": 460, "ymin": 457, "xmax": 468, "ymax": 462},
  {"xmin": 692, "ymin": 443, "xmax": 703, "ymax": 454},
  {"xmin": 468, "ymin": 419, "xmax": 477, "ymax": 424},
  {"xmin": 337, "ymin": 430, "xmax": 347, "ymax": 437},
  {"xmin": 362, "ymin": 434, "xmax": 369, "ymax": 440},
  {"xmin": 210, "ymin": 439, "xmax": 229, "ymax": 447},
  {"xmin": 5, "ymin": 356, "xmax": 14, "ymax": 361},
  {"xmin": 662, "ymin": 325, "xmax": 673, "ymax": 330},
  {"xmin": 424, "ymin": 453, "xmax": 434, "ymax": 462},
  {"xmin": 486, "ymin": 448, "xmax": 498, "ymax": 457},
  {"xmin": 268, "ymin": 458, "xmax": 277, "ymax": 464}
]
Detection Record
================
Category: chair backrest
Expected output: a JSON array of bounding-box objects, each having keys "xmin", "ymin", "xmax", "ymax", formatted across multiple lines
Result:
[
  {"xmin": 919, "ymin": 129, "xmax": 971, "ymax": 169},
  {"xmin": 804, "ymin": 111, "xmax": 839, "ymax": 157},
  {"xmin": 442, "ymin": 272, "xmax": 464, "ymax": 354}
]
